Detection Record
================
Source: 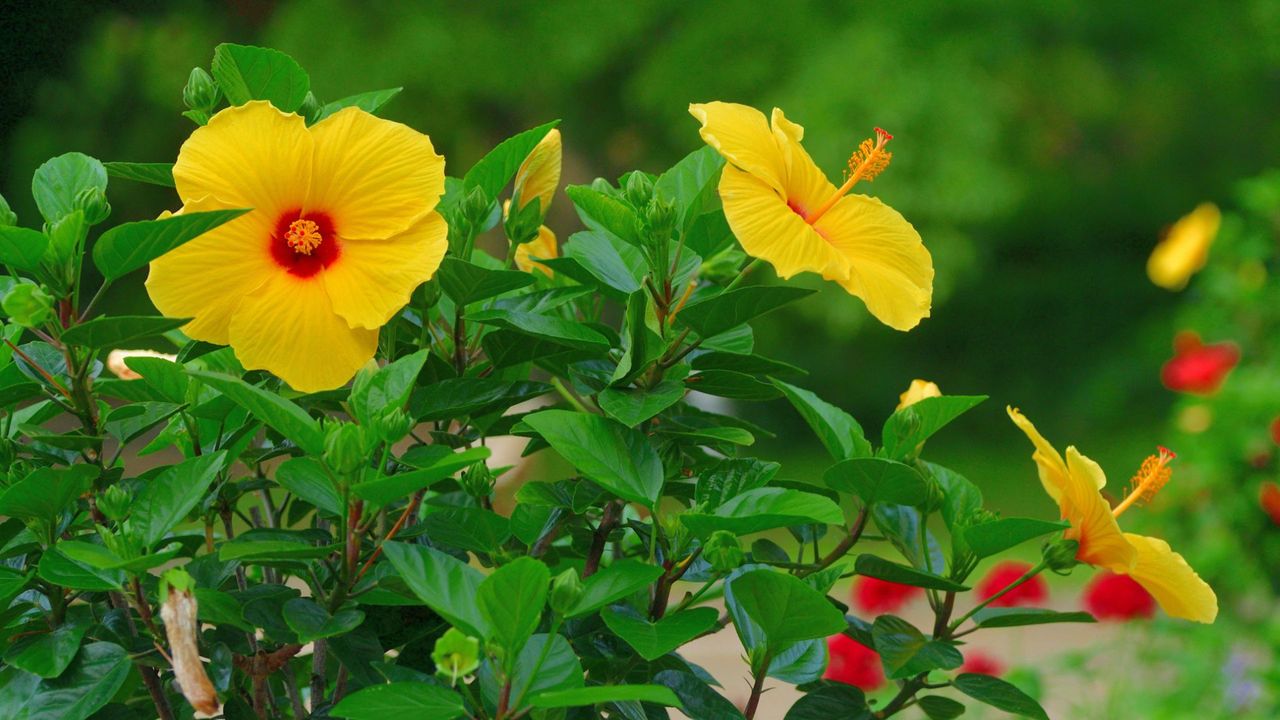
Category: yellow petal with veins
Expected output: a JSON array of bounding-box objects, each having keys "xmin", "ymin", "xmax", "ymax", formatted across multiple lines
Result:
[
  {"xmin": 515, "ymin": 226, "xmax": 558, "ymax": 277},
  {"xmin": 689, "ymin": 102, "xmax": 787, "ymax": 197},
  {"xmin": 718, "ymin": 163, "xmax": 845, "ymax": 281},
  {"xmin": 1123, "ymin": 533, "xmax": 1217, "ymax": 623},
  {"xmin": 1062, "ymin": 447, "xmax": 1135, "ymax": 572}
]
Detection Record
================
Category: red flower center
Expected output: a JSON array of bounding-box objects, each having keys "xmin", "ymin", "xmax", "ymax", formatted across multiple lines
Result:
[{"xmin": 271, "ymin": 210, "xmax": 340, "ymax": 278}]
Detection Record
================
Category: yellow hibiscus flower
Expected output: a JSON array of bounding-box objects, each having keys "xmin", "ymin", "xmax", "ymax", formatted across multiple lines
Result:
[
  {"xmin": 515, "ymin": 226, "xmax": 558, "ymax": 277},
  {"xmin": 146, "ymin": 101, "xmax": 447, "ymax": 392},
  {"xmin": 689, "ymin": 102, "xmax": 933, "ymax": 331},
  {"xmin": 896, "ymin": 378, "xmax": 941, "ymax": 410},
  {"xmin": 1147, "ymin": 202, "xmax": 1220, "ymax": 291},
  {"xmin": 509, "ymin": 129, "xmax": 561, "ymax": 276},
  {"xmin": 1007, "ymin": 407, "xmax": 1217, "ymax": 623}
]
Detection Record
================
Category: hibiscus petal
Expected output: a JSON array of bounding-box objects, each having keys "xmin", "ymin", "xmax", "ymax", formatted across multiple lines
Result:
[
  {"xmin": 1122, "ymin": 533, "xmax": 1217, "ymax": 623},
  {"xmin": 690, "ymin": 102, "xmax": 787, "ymax": 197},
  {"xmin": 1064, "ymin": 448, "xmax": 1135, "ymax": 572},
  {"xmin": 145, "ymin": 197, "xmax": 277, "ymax": 344},
  {"xmin": 719, "ymin": 163, "xmax": 843, "ymax": 281},
  {"xmin": 515, "ymin": 225, "xmax": 558, "ymax": 278},
  {"xmin": 322, "ymin": 211, "xmax": 449, "ymax": 330},
  {"xmin": 173, "ymin": 102, "xmax": 311, "ymax": 217},
  {"xmin": 768, "ymin": 108, "xmax": 835, "ymax": 214},
  {"xmin": 814, "ymin": 194, "xmax": 933, "ymax": 331},
  {"xmin": 306, "ymin": 107, "xmax": 445, "ymax": 239},
  {"xmin": 228, "ymin": 272, "xmax": 377, "ymax": 393}
]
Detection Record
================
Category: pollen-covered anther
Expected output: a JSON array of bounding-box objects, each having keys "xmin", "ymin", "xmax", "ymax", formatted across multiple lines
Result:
[
  {"xmin": 809, "ymin": 127, "xmax": 895, "ymax": 224},
  {"xmin": 1113, "ymin": 446, "xmax": 1176, "ymax": 518},
  {"xmin": 285, "ymin": 219, "xmax": 323, "ymax": 255}
]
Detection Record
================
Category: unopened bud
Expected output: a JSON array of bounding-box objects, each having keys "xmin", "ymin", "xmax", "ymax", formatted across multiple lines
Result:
[
  {"xmin": 2, "ymin": 284, "xmax": 54, "ymax": 328},
  {"xmin": 159, "ymin": 569, "xmax": 221, "ymax": 716},
  {"xmin": 460, "ymin": 461, "xmax": 495, "ymax": 499},
  {"xmin": 74, "ymin": 187, "xmax": 111, "ymax": 226},
  {"xmin": 374, "ymin": 407, "xmax": 415, "ymax": 445},
  {"xmin": 323, "ymin": 422, "xmax": 368, "ymax": 476},
  {"xmin": 703, "ymin": 530, "xmax": 744, "ymax": 572},
  {"xmin": 182, "ymin": 67, "xmax": 220, "ymax": 113},
  {"xmin": 513, "ymin": 128, "xmax": 561, "ymax": 218},
  {"xmin": 623, "ymin": 172, "xmax": 654, "ymax": 209},
  {"xmin": 462, "ymin": 185, "xmax": 494, "ymax": 229},
  {"xmin": 432, "ymin": 627, "xmax": 481, "ymax": 685},
  {"xmin": 1042, "ymin": 538, "xmax": 1081, "ymax": 573},
  {"xmin": 645, "ymin": 196, "xmax": 676, "ymax": 241},
  {"xmin": 548, "ymin": 568, "xmax": 585, "ymax": 615},
  {"xmin": 99, "ymin": 485, "xmax": 132, "ymax": 522}
]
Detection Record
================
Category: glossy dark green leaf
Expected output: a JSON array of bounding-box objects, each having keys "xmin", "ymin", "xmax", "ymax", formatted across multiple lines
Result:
[
  {"xmin": 478, "ymin": 633, "xmax": 583, "ymax": 707},
  {"xmin": 283, "ymin": 598, "xmax": 366, "ymax": 643},
  {"xmin": 872, "ymin": 615, "xmax": 963, "ymax": 679},
  {"xmin": 524, "ymin": 410, "xmax": 663, "ymax": 506},
  {"xmin": 421, "ymin": 505, "xmax": 511, "ymax": 554},
  {"xmin": 275, "ymin": 457, "xmax": 342, "ymax": 516},
  {"xmin": 783, "ymin": 683, "xmax": 870, "ymax": 720},
  {"xmin": 773, "ymin": 380, "xmax": 872, "ymax": 460},
  {"xmin": 972, "ymin": 607, "xmax": 1096, "ymax": 628},
  {"xmin": 477, "ymin": 557, "xmax": 548, "ymax": 657},
  {"xmin": 566, "ymin": 559, "xmax": 664, "ymax": 618},
  {"xmin": 530, "ymin": 685, "xmax": 682, "ymax": 709},
  {"xmin": 188, "ymin": 370, "xmax": 325, "ymax": 454},
  {"xmin": 413, "ymin": 378, "xmax": 550, "ymax": 421},
  {"xmin": 92, "ymin": 208, "xmax": 250, "ymax": 281},
  {"xmin": 0, "ymin": 465, "xmax": 97, "ymax": 526},
  {"xmin": 653, "ymin": 670, "xmax": 744, "ymax": 720},
  {"xmin": 60, "ymin": 316, "xmax": 189, "ymax": 350},
  {"xmin": 597, "ymin": 378, "xmax": 685, "ymax": 427},
  {"xmin": 881, "ymin": 395, "xmax": 987, "ymax": 461},
  {"xmin": 103, "ymin": 162, "xmax": 175, "ymax": 187},
  {"xmin": 317, "ymin": 87, "xmax": 403, "ymax": 120},
  {"xmin": 32, "ymin": 152, "xmax": 106, "ymax": 224},
  {"xmin": 22, "ymin": 642, "xmax": 131, "ymax": 720},
  {"xmin": 601, "ymin": 606, "xmax": 719, "ymax": 661},
  {"xmin": 463, "ymin": 120, "xmax": 560, "ymax": 201},
  {"xmin": 560, "ymin": 231, "xmax": 648, "ymax": 296},
  {"xmin": 692, "ymin": 351, "xmax": 804, "ymax": 377},
  {"xmin": 212, "ymin": 43, "xmax": 310, "ymax": 111},
  {"xmin": 383, "ymin": 542, "xmax": 489, "ymax": 637},
  {"xmin": 468, "ymin": 308, "xmax": 610, "ymax": 350},
  {"xmin": 438, "ymin": 257, "xmax": 535, "ymax": 306},
  {"xmin": 919, "ymin": 695, "xmax": 967, "ymax": 719},
  {"xmin": 3, "ymin": 616, "xmax": 91, "ymax": 678},
  {"xmin": 354, "ymin": 447, "xmax": 492, "ymax": 507},
  {"xmin": 0, "ymin": 227, "xmax": 49, "ymax": 273},
  {"xmin": 330, "ymin": 682, "xmax": 466, "ymax": 720},
  {"xmin": 121, "ymin": 355, "xmax": 188, "ymax": 404},
  {"xmin": 36, "ymin": 547, "xmax": 124, "ymax": 591},
  {"xmin": 133, "ymin": 451, "xmax": 226, "ymax": 548},
  {"xmin": 677, "ymin": 286, "xmax": 813, "ymax": 339},
  {"xmin": 824, "ymin": 457, "xmax": 930, "ymax": 506},
  {"xmin": 218, "ymin": 539, "xmax": 337, "ymax": 561},
  {"xmin": 654, "ymin": 145, "xmax": 725, "ymax": 232},
  {"xmin": 194, "ymin": 588, "xmax": 254, "ymax": 632},
  {"xmin": 350, "ymin": 349, "xmax": 427, "ymax": 426},
  {"xmin": 963, "ymin": 517, "xmax": 1069, "ymax": 558},
  {"xmin": 565, "ymin": 184, "xmax": 642, "ymax": 245},
  {"xmin": 953, "ymin": 673, "xmax": 1049, "ymax": 720},
  {"xmin": 728, "ymin": 569, "xmax": 845, "ymax": 654},
  {"xmin": 681, "ymin": 488, "xmax": 844, "ymax": 537},
  {"xmin": 685, "ymin": 369, "xmax": 780, "ymax": 400},
  {"xmin": 854, "ymin": 555, "xmax": 968, "ymax": 592}
]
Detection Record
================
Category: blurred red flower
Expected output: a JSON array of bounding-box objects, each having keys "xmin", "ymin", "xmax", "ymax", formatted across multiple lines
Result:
[
  {"xmin": 1270, "ymin": 417, "xmax": 1280, "ymax": 446},
  {"xmin": 1260, "ymin": 482, "xmax": 1280, "ymax": 526},
  {"xmin": 1082, "ymin": 572, "xmax": 1156, "ymax": 620},
  {"xmin": 976, "ymin": 561, "xmax": 1048, "ymax": 607},
  {"xmin": 959, "ymin": 651, "xmax": 1004, "ymax": 677},
  {"xmin": 1160, "ymin": 332, "xmax": 1240, "ymax": 395},
  {"xmin": 852, "ymin": 576, "xmax": 923, "ymax": 614},
  {"xmin": 824, "ymin": 634, "xmax": 885, "ymax": 691}
]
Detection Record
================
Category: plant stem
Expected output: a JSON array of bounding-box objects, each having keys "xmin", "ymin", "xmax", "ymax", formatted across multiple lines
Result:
[
  {"xmin": 947, "ymin": 559, "xmax": 1050, "ymax": 634},
  {"xmin": 550, "ymin": 377, "xmax": 591, "ymax": 414},
  {"xmin": 583, "ymin": 501, "xmax": 622, "ymax": 578},
  {"xmin": 743, "ymin": 656, "xmax": 772, "ymax": 720},
  {"xmin": 797, "ymin": 506, "xmax": 868, "ymax": 578},
  {"xmin": 723, "ymin": 258, "xmax": 763, "ymax": 292}
]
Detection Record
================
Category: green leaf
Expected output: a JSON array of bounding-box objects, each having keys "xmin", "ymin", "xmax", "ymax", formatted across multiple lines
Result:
[
  {"xmin": 104, "ymin": 401, "xmax": 182, "ymax": 444},
  {"xmin": 680, "ymin": 488, "xmax": 844, "ymax": 537},
  {"xmin": 188, "ymin": 370, "xmax": 325, "ymax": 454},
  {"xmin": 564, "ymin": 185, "xmax": 642, "ymax": 245},
  {"xmin": 463, "ymin": 120, "xmax": 560, "ymax": 202},
  {"xmin": 963, "ymin": 518, "xmax": 1069, "ymax": 558},
  {"xmin": 0, "ymin": 227, "xmax": 49, "ymax": 273},
  {"xmin": 219, "ymin": 539, "xmax": 337, "ymax": 562},
  {"xmin": 132, "ymin": 452, "xmax": 226, "ymax": 548},
  {"xmin": 23, "ymin": 642, "xmax": 132, "ymax": 720},
  {"xmin": 530, "ymin": 685, "xmax": 682, "ymax": 710},
  {"xmin": 695, "ymin": 458, "xmax": 779, "ymax": 509},
  {"xmin": 350, "ymin": 349, "xmax": 427, "ymax": 425},
  {"xmin": 122, "ymin": 355, "xmax": 188, "ymax": 404},
  {"xmin": 194, "ymin": 588, "xmax": 253, "ymax": 632},
  {"xmin": 972, "ymin": 607, "xmax": 1096, "ymax": 629},
  {"xmin": 103, "ymin": 162, "xmax": 174, "ymax": 187},
  {"xmin": 477, "ymin": 557, "xmax": 548, "ymax": 657},
  {"xmin": 92, "ymin": 208, "xmax": 250, "ymax": 281},
  {"xmin": 275, "ymin": 457, "xmax": 342, "ymax": 516},
  {"xmin": 32, "ymin": 152, "xmax": 106, "ymax": 224},
  {"xmin": 3, "ymin": 616, "xmax": 91, "ymax": 678},
  {"xmin": 872, "ymin": 615, "xmax": 963, "ymax": 679},
  {"xmin": 854, "ymin": 555, "xmax": 969, "ymax": 592},
  {"xmin": 881, "ymin": 395, "xmax": 987, "ymax": 461},
  {"xmin": 601, "ymin": 606, "xmax": 719, "ymax": 661},
  {"xmin": 559, "ymin": 231, "xmax": 648, "ymax": 296},
  {"xmin": 654, "ymin": 669, "xmax": 745, "ymax": 720},
  {"xmin": 677, "ymin": 286, "xmax": 814, "ymax": 339},
  {"xmin": 686, "ymin": 370, "xmax": 780, "ymax": 401},
  {"xmin": 692, "ymin": 351, "xmax": 804, "ymax": 378},
  {"xmin": 283, "ymin": 598, "xmax": 365, "ymax": 643},
  {"xmin": 468, "ymin": 308, "xmax": 610, "ymax": 350},
  {"xmin": 953, "ymin": 673, "xmax": 1049, "ymax": 720},
  {"xmin": 0, "ymin": 568, "xmax": 30, "ymax": 605},
  {"xmin": 772, "ymin": 380, "xmax": 872, "ymax": 460},
  {"xmin": 413, "ymin": 379, "xmax": 549, "ymax": 421},
  {"xmin": 353, "ymin": 447, "xmax": 492, "ymax": 507},
  {"xmin": 524, "ymin": 410, "xmax": 663, "ymax": 506},
  {"xmin": 317, "ymin": 87, "xmax": 403, "ymax": 120},
  {"xmin": 36, "ymin": 547, "xmax": 124, "ymax": 591},
  {"xmin": 931, "ymin": 462, "xmax": 983, "ymax": 535},
  {"xmin": 919, "ymin": 695, "xmax": 967, "ymax": 719},
  {"xmin": 784, "ymin": 684, "xmax": 870, "ymax": 720},
  {"xmin": 0, "ymin": 465, "xmax": 97, "ymax": 526},
  {"xmin": 567, "ymin": 559, "xmax": 664, "ymax": 618},
  {"xmin": 728, "ymin": 569, "xmax": 845, "ymax": 654},
  {"xmin": 212, "ymin": 43, "xmax": 310, "ymax": 111},
  {"xmin": 438, "ymin": 257, "xmax": 535, "ymax": 306},
  {"xmin": 597, "ymin": 378, "xmax": 685, "ymax": 427},
  {"xmin": 823, "ymin": 457, "xmax": 929, "ymax": 506},
  {"xmin": 654, "ymin": 145, "xmax": 726, "ymax": 232},
  {"xmin": 422, "ymin": 506, "xmax": 511, "ymax": 554},
  {"xmin": 331, "ymin": 682, "xmax": 466, "ymax": 720},
  {"xmin": 59, "ymin": 316, "xmax": 189, "ymax": 350},
  {"xmin": 383, "ymin": 542, "xmax": 489, "ymax": 638},
  {"xmin": 478, "ymin": 633, "xmax": 583, "ymax": 707}
]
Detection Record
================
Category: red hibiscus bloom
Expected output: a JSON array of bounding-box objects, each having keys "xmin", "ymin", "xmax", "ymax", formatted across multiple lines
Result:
[
  {"xmin": 976, "ymin": 561, "xmax": 1048, "ymax": 607},
  {"xmin": 852, "ymin": 576, "xmax": 923, "ymax": 614},
  {"xmin": 1160, "ymin": 332, "xmax": 1240, "ymax": 395},
  {"xmin": 959, "ymin": 651, "xmax": 1004, "ymax": 677},
  {"xmin": 1260, "ymin": 482, "xmax": 1280, "ymax": 527},
  {"xmin": 824, "ymin": 634, "xmax": 885, "ymax": 691},
  {"xmin": 1082, "ymin": 572, "xmax": 1156, "ymax": 620},
  {"xmin": 1270, "ymin": 417, "xmax": 1280, "ymax": 446}
]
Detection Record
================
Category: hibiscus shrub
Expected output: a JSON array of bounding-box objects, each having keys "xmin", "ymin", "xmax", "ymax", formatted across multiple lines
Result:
[{"xmin": 0, "ymin": 44, "xmax": 1214, "ymax": 720}]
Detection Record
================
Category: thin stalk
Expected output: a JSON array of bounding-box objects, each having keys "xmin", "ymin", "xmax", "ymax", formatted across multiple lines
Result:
[{"xmin": 947, "ymin": 559, "xmax": 1050, "ymax": 634}]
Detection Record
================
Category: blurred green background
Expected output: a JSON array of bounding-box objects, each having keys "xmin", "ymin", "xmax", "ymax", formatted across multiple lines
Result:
[{"xmin": 4, "ymin": 0, "xmax": 1278, "ymax": 514}]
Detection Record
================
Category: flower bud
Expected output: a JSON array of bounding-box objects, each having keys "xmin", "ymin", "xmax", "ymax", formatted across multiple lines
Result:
[
  {"xmin": 548, "ymin": 568, "xmax": 585, "ymax": 615},
  {"xmin": 896, "ymin": 379, "xmax": 941, "ymax": 410},
  {"xmin": 1042, "ymin": 538, "xmax": 1081, "ymax": 573},
  {"xmin": 159, "ymin": 569, "xmax": 221, "ymax": 716},
  {"xmin": 74, "ymin": 187, "xmax": 111, "ymax": 226},
  {"xmin": 645, "ymin": 196, "xmax": 676, "ymax": 242},
  {"xmin": 0, "ymin": 193, "xmax": 17, "ymax": 227},
  {"xmin": 431, "ymin": 627, "xmax": 481, "ymax": 685},
  {"xmin": 42, "ymin": 211, "xmax": 87, "ymax": 292},
  {"xmin": 703, "ymin": 530, "xmax": 744, "ymax": 572},
  {"xmin": 461, "ymin": 185, "xmax": 494, "ymax": 229},
  {"xmin": 2, "ymin": 283, "xmax": 54, "ymax": 328},
  {"xmin": 374, "ymin": 407, "xmax": 415, "ymax": 445},
  {"xmin": 513, "ymin": 128, "xmax": 561, "ymax": 219},
  {"xmin": 323, "ymin": 422, "xmax": 368, "ymax": 476},
  {"xmin": 460, "ymin": 461, "xmax": 495, "ymax": 499},
  {"xmin": 182, "ymin": 67, "xmax": 220, "ymax": 113},
  {"xmin": 623, "ymin": 172, "xmax": 654, "ymax": 209},
  {"xmin": 98, "ymin": 485, "xmax": 132, "ymax": 522}
]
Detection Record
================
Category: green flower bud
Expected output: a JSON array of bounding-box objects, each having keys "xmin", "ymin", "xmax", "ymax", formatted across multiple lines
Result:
[
  {"xmin": 644, "ymin": 196, "xmax": 676, "ymax": 241},
  {"xmin": 623, "ymin": 172, "xmax": 654, "ymax": 209},
  {"xmin": 431, "ymin": 628, "xmax": 481, "ymax": 685},
  {"xmin": 42, "ymin": 211, "xmax": 87, "ymax": 292},
  {"xmin": 462, "ymin": 185, "xmax": 494, "ymax": 229},
  {"xmin": 2, "ymin": 283, "xmax": 54, "ymax": 328},
  {"xmin": 374, "ymin": 407, "xmax": 414, "ymax": 445},
  {"xmin": 98, "ymin": 485, "xmax": 132, "ymax": 522},
  {"xmin": 1042, "ymin": 538, "xmax": 1081, "ymax": 573},
  {"xmin": 74, "ymin": 187, "xmax": 111, "ymax": 226},
  {"xmin": 323, "ymin": 422, "xmax": 368, "ymax": 476},
  {"xmin": 0, "ymin": 193, "xmax": 17, "ymax": 227},
  {"xmin": 182, "ymin": 67, "xmax": 220, "ymax": 113},
  {"xmin": 700, "ymin": 248, "xmax": 747, "ymax": 283},
  {"xmin": 460, "ymin": 461, "xmax": 495, "ymax": 499},
  {"xmin": 703, "ymin": 530, "xmax": 744, "ymax": 572},
  {"xmin": 548, "ymin": 568, "xmax": 585, "ymax": 615}
]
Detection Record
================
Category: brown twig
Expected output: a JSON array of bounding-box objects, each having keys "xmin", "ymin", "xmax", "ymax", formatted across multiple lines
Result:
[
  {"xmin": 353, "ymin": 490, "xmax": 426, "ymax": 583},
  {"xmin": 583, "ymin": 501, "xmax": 622, "ymax": 578}
]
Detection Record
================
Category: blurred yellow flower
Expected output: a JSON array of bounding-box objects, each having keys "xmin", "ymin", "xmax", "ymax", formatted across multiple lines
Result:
[
  {"xmin": 106, "ymin": 349, "xmax": 178, "ymax": 380},
  {"xmin": 147, "ymin": 101, "xmax": 447, "ymax": 392},
  {"xmin": 515, "ymin": 226, "xmax": 558, "ymax": 277},
  {"xmin": 1147, "ymin": 203, "xmax": 1220, "ymax": 291},
  {"xmin": 513, "ymin": 128, "xmax": 561, "ymax": 217},
  {"xmin": 689, "ymin": 101, "xmax": 932, "ymax": 330},
  {"xmin": 1008, "ymin": 407, "xmax": 1217, "ymax": 623},
  {"xmin": 896, "ymin": 378, "xmax": 941, "ymax": 410}
]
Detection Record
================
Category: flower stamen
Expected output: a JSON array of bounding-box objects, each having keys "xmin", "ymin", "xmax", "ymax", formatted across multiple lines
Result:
[
  {"xmin": 1112, "ymin": 446, "xmax": 1176, "ymax": 518},
  {"xmin": 806, "ymin": 127, "xmax": 893, "ymax": 225},
  {"xmin": 285, "ymin": 219, "xmax": 323, "ymax": 255}
]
